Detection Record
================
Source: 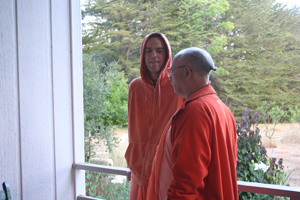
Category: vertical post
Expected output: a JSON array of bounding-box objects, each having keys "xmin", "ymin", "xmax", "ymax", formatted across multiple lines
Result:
[{"xmin": 88, "ymin": 131, "xmax": 91, "ymax": 160}]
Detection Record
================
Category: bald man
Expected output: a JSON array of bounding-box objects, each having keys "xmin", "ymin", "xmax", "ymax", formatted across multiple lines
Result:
[{"xmin": 147, "ymin": 47, "xmax": 238, "ymax": 200}]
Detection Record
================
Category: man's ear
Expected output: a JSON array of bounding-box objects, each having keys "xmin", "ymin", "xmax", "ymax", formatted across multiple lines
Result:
[{"xmin": 185, "ymin": 66, "xmax": 192, "ymax": 80}]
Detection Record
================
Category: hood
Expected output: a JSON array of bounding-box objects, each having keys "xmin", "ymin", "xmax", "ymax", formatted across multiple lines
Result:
[{"xmin": 140, "ymin": 32, "xmax": 172, "ymax": 86}]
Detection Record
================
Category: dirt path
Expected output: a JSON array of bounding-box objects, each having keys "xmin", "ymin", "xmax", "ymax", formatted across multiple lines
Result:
[
  {"xmin": 260, "ymin": 123, "xmax": 300, "ymax": 187},
  {"xmin": 91, "ymin": 124, "xmax": 300, "ymax": 188}
]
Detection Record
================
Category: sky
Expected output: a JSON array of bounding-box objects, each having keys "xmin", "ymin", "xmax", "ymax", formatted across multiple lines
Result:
[
  {"xmin": 276, "ymin": 0, "xmax": 300, "ymax": 7},
  {"xmin": 81, "ymin": 0, "xmax": 300, "ymax": 8},
  {"xmin": 81, "ymin": 0, "xmax": 299, "ymax": 25}
]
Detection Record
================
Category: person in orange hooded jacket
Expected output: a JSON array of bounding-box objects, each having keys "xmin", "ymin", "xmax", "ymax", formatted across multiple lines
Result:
[
  {"xmin": 124, "ymin": 32, "xmax": 183, "ymax": 200},
  {"xmin": 147, "ymin": 47, "xmax": 238, "ymax": 200}
]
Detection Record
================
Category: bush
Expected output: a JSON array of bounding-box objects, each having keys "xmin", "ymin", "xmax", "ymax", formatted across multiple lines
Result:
[
  {"xmin": 85, "ymin": 171, "xmax": 129, "ymax": 199},
  {"xmin": 83, "ymin": 54, "xmax": 128, "ymax": 154},
  {"xmin": 257, "ymin": 102, "xmax": 288, "ymax": 146},
  {"xmin": 237, "ymin": 107, "xmax": 290, "ymax": 200},
  {"xmin": 287, "ymin": 105, "xmax": 300, "ymax": 128}
]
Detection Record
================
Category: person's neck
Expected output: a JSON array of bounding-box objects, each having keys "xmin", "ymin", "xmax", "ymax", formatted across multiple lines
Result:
[
  {"xmin": 149, "ymin": 74, "xmax": 158, "ymax": 86},
  {"xmin": 185, "ymin": 81, "xmax": 209, "ymax": 99}
]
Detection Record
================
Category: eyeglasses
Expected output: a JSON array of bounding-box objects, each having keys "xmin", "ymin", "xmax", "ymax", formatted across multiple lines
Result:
[{"xmin": 167, "ymin": 65, "xmax": 186, "ymax": 76}]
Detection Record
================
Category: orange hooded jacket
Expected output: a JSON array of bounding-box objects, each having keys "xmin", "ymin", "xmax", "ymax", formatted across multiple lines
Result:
[{"xmin": 125, "ymin": 32, "xmax": 183, "ymax": 190}]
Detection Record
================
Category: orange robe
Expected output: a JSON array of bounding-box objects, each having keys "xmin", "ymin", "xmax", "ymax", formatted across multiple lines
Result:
[
  {"xmin": 125, "ymin": 32, "xmax": 183, "ymax": 199},
  {"xmin": 147, "ymin": 85, "xmax": 238, "ymax": 200}
]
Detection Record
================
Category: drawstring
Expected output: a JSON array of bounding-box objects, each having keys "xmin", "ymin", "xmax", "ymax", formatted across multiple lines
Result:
[
  {"xmin": 158, "ymin": 79, "xmax": 162, "ymax": 117},
  {"xmin": 144, "ymin": 84, "xmax": 147, "ymax": 101}
]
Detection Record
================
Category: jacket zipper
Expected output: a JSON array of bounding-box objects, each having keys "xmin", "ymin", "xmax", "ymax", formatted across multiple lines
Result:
[{"xmin": 141, "ymin": 85, "xmax": 157, "ymax": 181}]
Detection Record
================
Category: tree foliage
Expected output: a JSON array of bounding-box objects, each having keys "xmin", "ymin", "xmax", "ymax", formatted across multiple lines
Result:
[
  {"xmin": 83, "ymin": 54, "xmax": 128, "ymax": 151},
  {"xmin": 82, "ymin": 0, "xmax": 233, "ymax": 81},
  {"xmin": 213, "ymin": 0, "xmax": 300, "ymax": 116},
  {"xmin": 82, "ymin": 0, "xmax": 300, "ymax": 117}
]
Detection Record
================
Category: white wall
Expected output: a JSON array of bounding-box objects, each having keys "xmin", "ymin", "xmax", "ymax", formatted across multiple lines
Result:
[{"xmin": 0, "ymin": 0, "xmax": 85, "ymax": 199}]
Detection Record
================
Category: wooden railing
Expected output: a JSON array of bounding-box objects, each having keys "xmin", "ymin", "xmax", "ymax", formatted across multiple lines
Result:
[{"xmin": 73, "ymin": 162, "xmax": 300, "ymax": 200}]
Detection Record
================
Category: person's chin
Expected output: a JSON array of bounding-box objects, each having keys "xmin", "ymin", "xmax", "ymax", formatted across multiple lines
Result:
[
  {"xmin": 174, "ymin": 88, "xmax": 182, "ymax": 96},
  {"xmin": 149, "ymin": 65, "xmax": 162, "ymax": 73}
]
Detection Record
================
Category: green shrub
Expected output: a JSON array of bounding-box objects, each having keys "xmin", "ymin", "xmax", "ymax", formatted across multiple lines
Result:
[
  {"xmin": 257, "ymin": 101, "xmax": 288, "ymax": 146},
  {"xmin": 85, "ymin": 171, "xmax": 129, "ymax": 199},
  {"xmin": 287, "ymin": 105, "xmax": 300, "ymax": 127},
  {"xmin": 237, "ymin": 107, "xmax": 290, "ymax": 200},
  {"xmin": 83, "ymin": 54, "xmax": 128, "ymax": 154}
]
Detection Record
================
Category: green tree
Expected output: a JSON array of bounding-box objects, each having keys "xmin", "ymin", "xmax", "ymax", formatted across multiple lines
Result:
[
  {"xmin": 83, "ymin": 54, "xmax": 128, "ymax": 152},
  {"xmin": 82, "ymin": 0, "xmax": 233, "ymax": 82},
  {"xmin": 257, "ymin": 101, "xmax": 288, "ymax": 146},
  {"xmin": 212, "ymin": 0, "xmax": 300, "ymax": 116},
  {"xmin": 82, "ymin": 0, "xmax": 300, "ymax": 116},
  {"xmin": 289, "ymin": 106, "xmax": 300, "ymax": 128}
]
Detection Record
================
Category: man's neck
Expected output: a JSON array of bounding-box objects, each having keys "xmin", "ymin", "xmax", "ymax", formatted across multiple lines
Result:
[
  {"xmin": 185, "ymin": 81, "xmax": 209, "ymax": 99},
  {"xmin": 149, "ymin": 74, "xmax": 158, "ymax": 86}
]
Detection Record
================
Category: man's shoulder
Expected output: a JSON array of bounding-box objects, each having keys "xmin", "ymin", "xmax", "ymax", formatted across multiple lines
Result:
[
  {"xmin": 184, "ymin": 95, "xmax": 224, "ymax": 113},
  {"xmin": 186, "ymin": 95, "xmax": 234, "ymax": 118},
  {"xmin": 187, "ymin": 93, "xmax": 218, "ymax": 106},
  {"xmin": 129, "ymin": 77, "xmax": 143, "ymax": 92},
  {"xmin": 130, "ymin": 77, "xmax": 143, "ymax": 84}
]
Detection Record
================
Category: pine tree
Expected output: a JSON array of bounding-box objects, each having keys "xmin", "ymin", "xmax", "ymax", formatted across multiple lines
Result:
[
  {"xmin": 82, "ymin": 0, "xmax": 232, "ymax": 81},
  {"xmin": 212, "ymin": 0, "xmax": 300, "ymax": 115}
]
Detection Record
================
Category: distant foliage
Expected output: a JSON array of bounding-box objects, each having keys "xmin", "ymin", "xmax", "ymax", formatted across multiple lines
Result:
[
  {"xmin": 287, "ymin": 106, "xmax": 300, "ymax": 128},
  {"xmin": 83, "ymin": 54, "xmax": 128, "ymax": 152},
  {"xmin": 212, "ymin": 0, "xmax": 300, "ymax": 116},
  {"xmin": 237, "ymin": 107, "xmax": 290, "ymax": 200},
  {"xmin": 82, "ymin": 0, "xmax": 233, "ymax": 82},
  {"xmin": 82, "ymin": 0, "xmax": 300, "ymax": 118},
  {"xmin": 85, "ymin": 171, "xmax": 129, "ymax": 199},
  {"xmin": 257, "ymin": 101, "xmax": 288, "ymax": 146}
]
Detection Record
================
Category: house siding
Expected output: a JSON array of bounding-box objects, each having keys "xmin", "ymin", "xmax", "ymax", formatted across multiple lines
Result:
[{"xmin": 0, "ymin": 0, "xmax": 84, "ymax": 199}]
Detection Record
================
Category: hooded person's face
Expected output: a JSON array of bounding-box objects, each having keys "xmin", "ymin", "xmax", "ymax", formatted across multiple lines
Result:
[
  {"xmin": 144, "ymin": 36, "xmax": 167, "ymax": 81},
  {"xmin": 169, "ymin": 55, "xmax": 186, "ymax": 97}
]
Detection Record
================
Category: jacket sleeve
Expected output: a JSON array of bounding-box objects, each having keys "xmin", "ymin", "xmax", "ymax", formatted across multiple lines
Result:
[{"xmin": 167, "ymin": 106, "xmax": 212, "ymax": 199}]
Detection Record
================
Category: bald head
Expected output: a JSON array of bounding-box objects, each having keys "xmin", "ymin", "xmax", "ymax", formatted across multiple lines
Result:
[
  {"xmin": 175, "ymin": 47, "xmax": 216, "ymax": 75},
  {"xmin": 170, "ymin": 47, "xmax": 216, "ymax": 99}
]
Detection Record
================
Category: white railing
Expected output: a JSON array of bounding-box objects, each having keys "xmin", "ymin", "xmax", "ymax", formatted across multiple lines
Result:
[
  {"xmin": 77, "ymin": 195, "xmax": 104, "ymax": 200},
  {"xmin": 73, "ymin": 162, "xmax": 300, "ymax": 200},
  {"xmin": 237, "ymin": 180, "xmax": 300, "ymax": 199},
  {"xmin": 73, "ymin": 162, "xmax": 128, "ymax": 176}
]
